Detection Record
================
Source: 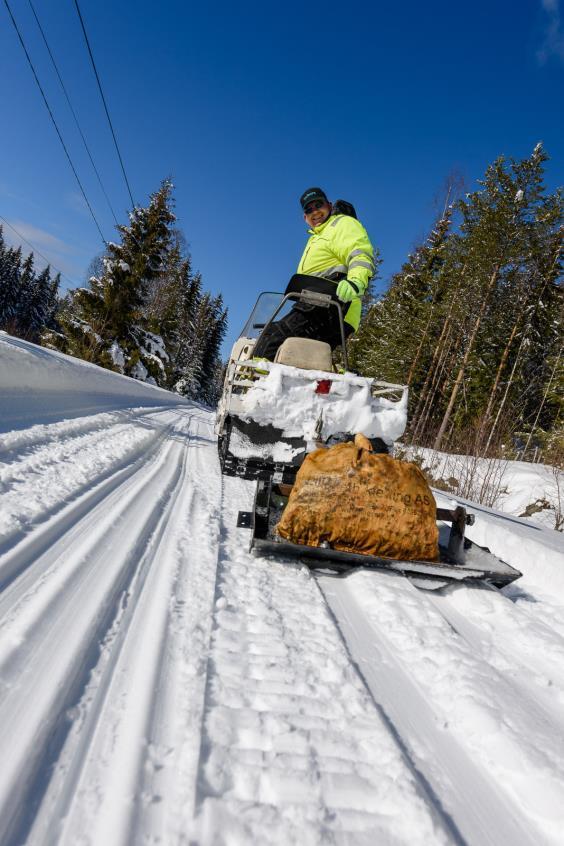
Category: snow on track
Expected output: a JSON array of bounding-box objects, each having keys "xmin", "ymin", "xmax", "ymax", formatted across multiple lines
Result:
[
  {"xmin": 318, "ymin": 570, "xmax": 564, "ymax": 846},
  {"xmin": 0, "ymin": 406, "xmax": 215, "ymax": 844},
  {"xmin": 193, "ymin": 476, "xmax": 450, "ymax": 845},
  {"xmin": 1, "ymin": 335, "xmax": 564, "ymax": 845}
]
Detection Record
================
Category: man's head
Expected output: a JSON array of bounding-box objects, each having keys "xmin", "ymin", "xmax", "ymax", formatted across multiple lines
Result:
[{"xmin": 300, "ymin": 187, "xmax": 332, "ymax": 227}]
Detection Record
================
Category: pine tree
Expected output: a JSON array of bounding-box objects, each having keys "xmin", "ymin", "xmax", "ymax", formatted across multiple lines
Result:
[
  {"xmin": 0, "ymin": 243, "xmax": 23, "ymax": 332},
  {"xmin": 198, "ymin": 293, "xmax": 228, "ymax": 405},
  {"xmin": 349, "ymin": 145, "xmax": 562, "ymax": 457},
  {"xmin": 53, "ymin": 180, "xmax": 229, "ymax": 402},
  {"xmin": 57, "ymin": 180, "xmax": 177, "ymax": 382}
]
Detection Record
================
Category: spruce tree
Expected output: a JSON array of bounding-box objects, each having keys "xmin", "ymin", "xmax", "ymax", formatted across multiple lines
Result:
[
  {"xmin": 0, "ymin": 244, "xmax": 23, "ymax": 332},
  {"xmin": 53, "ymin": 180, "xmax": 229, "ymax": 402},
  {"xmin": 350, "ymin": 145, "xmax": 562, "ymax": 457},
  {"xmin": 27, "ymin": 266, "xmax": 55, "ymax": 341},
  {"xmin": 350, "ymin": 207, "xmax": 453, "ymax": 395},
  {"xmin": 198, "ymin": 293, "xmax": 228, "ymax": 405},
  {"xmin": 57, "ymin": 180, "xmax": 176, "ymax": 382},
  {"xmin": 0, "ymin": 227, "xmax": 62, "ymax": 343}
]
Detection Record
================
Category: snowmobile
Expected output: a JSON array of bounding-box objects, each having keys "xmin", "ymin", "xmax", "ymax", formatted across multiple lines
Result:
[{"xmin": 216, "ymin": 276, "xmax": 521, "ymax": 590}]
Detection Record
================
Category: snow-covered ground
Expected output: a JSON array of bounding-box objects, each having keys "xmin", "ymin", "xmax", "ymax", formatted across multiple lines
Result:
[
  {"xmin": 402, "ymin": 445, "xmax": 563, "ymax": 533},
  {"xmin": 1, "ymin": 332, "xmax": 564, "ymax": 846}
]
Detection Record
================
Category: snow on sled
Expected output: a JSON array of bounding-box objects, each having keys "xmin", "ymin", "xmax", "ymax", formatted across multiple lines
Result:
[{"xmin": 217, "ymin": 277, "xmax": 521, "ymax": 590}]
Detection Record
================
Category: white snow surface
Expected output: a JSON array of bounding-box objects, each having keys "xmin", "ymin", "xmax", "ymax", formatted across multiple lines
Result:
[
  {"xmin": 239, "ymin": 363, "xmax": 408, "ymax": 444},
  {"xmin": 1, "ymin": 333, "xmax": 564, "ymax": 845},
  {"xmin": 108, "ymin": 340, "xmax": 125, "ymax": 369},
  {"xmin": 403, "ymin": 445, "xmax": 563, "ymax": 532}
]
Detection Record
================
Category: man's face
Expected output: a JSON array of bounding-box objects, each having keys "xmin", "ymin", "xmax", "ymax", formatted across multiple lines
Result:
[{"xmin": 303, "ymin": 199, "xmax": 332, "ymax": 227}]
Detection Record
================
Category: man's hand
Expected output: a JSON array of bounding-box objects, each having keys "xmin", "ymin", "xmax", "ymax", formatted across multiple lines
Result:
[{"xmin": 336, "ymin": 279, "xmax": 361, "ymax": 302}]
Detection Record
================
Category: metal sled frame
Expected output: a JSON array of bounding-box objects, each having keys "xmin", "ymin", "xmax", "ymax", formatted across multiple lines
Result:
[{"xmin": 237, "ymin": 478, "xmax": 522, "ymax": 589}]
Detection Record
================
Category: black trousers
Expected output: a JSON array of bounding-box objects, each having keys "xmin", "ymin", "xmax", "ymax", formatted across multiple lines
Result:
[{"xmin": 253, "ymin": 302, "xmax": 353, "ymax": 361}]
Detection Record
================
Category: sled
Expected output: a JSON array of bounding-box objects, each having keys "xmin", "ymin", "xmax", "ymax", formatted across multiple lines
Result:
[{"xmin": 237, "ymin": 480, "xmax": 522, "ymax": 590}]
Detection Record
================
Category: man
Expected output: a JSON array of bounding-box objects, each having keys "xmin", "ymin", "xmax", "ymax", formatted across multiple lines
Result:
[{"xmin": 253, "ymin": 187, "xmax": 375, "ymax": 360}]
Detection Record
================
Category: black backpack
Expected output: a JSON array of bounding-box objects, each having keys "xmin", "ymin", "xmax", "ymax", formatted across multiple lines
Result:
[{"xmin": 332, "ymin": 199, "xmax": 357, "ymax": 219}]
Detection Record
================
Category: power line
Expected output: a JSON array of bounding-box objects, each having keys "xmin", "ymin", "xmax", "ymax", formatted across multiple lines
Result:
[
  {"xmin": 73, "ymin": 0, "xmax": 136, "ymax": 209},
  {"xmin": 28, "ymin": 0, "xmax": 119, "ymax": 227},
  {"xmin": 3, "ymin": 0, "xmax": 107, "ymax": 246},
  {"xmin": 0, "ymin": 214, "xmax": 79, "ymax": 287}
]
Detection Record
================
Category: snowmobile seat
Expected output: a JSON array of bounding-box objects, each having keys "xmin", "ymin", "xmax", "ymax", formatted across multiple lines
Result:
[
  {"xmin": 274, "ymin": 337, "xmax": 333, "ymax": 372},
  {"xmin": 230, "ymin": 337, "xmax": 256, "ymax": 363}
]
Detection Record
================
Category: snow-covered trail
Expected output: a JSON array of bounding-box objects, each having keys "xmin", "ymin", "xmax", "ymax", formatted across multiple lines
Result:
[
  {"xmin": 1, "ymin": 335, "xmax": 564, "ymax": 845},
  {"xmin": 319, "ymin": 573, "xmax": 564, "ymax": 846},
  {"xmin": 0, "ymin": 406, "xmax": 216, "ymax": 842},
  {"xmin": 0, "ymin": 400, "xmax": 447, "ymax": 845}
]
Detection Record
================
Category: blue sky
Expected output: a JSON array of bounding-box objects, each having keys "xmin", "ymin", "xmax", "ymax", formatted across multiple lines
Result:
[{"xmin": 2, "ymin": 0, "xmax": 563, "ymax": 352}]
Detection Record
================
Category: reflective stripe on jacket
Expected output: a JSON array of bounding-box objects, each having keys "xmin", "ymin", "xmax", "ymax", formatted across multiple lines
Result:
[{"xmin": 297, "ymin": 214, "xmax": 375, "ymax": 331}]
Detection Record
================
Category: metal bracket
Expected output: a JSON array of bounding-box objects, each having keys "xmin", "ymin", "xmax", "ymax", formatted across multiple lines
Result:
[
  {"xmin": 299, "ymin": 291, "xmax": 333, "ymax": 308},
  {"xmin": 447, "ymin": 506, "xmax": 468, "ymax": 564},
  {"xmin": 237, "ymin": 511, "xmax": 253, "ymax": 528}
]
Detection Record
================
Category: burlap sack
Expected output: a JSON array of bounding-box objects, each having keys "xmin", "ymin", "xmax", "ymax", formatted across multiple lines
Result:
[{"xmin": 277, "ymin": 435, "xmax": 439, "ymax": 562}]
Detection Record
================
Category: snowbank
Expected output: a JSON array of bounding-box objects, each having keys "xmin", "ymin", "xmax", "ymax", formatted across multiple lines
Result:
[
  {"xmin": 0, "ymin": 333, "xmax": 187, "ymax": 431},
  {"xmin": 401, "ymin": 445, "xmax": 563, "ymax": 533}
]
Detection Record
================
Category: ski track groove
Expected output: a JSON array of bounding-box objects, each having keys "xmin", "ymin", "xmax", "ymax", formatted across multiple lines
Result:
[
  {"xmin": 0, "ymin": 405, "xmax": 171, "ymax": 463},
  {"xmin": 317, "ymin": 570, "xmax": 564, "ymax": 846},
  {"xmin": 0, "ymin": 408, "xmax": 181, "ymax": 572},
  {"xmin": 0, "ymin": 412, "xmax": 192, "ymax": 845},
  {"xmin": 18, "ymin": 409, "xmax": 224, "ymax": 846},
  {"xmin": 0, "ymin": 417, "xmax": 181, "ymax": 602}
]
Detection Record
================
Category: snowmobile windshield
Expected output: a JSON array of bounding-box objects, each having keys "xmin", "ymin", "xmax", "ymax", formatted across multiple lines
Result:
[{"xmin": 240, "ymin": 292, "xmax": 292, "ymax": 339}]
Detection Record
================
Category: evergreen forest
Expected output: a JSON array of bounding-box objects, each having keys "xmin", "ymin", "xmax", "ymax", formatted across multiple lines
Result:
[
  {"xmin": 0, "ymin": 181, "xmax": 227, "ymax": 405},
  {"xmin": 350, "ymin": 144, "xmax": 563, "ymax": 462},
  {"xmin": 0, "ymin": 229, "xmax": 60, "ymax": 343}
]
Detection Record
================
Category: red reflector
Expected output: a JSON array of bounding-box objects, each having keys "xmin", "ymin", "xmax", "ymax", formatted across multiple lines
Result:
[{"xmin": 315, "ymin": 379, "xmax": 332, "ymax": 395}]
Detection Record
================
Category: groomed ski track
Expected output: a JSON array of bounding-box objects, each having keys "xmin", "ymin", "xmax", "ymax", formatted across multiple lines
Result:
[{"xmin": 1, "ymin": 340, "xmax": 564, "ymax": 845}]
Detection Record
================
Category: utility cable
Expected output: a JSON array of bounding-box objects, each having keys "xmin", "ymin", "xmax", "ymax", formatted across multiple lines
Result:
[
  {"xmin": 3, "ymin": 0, "xmax": 107, "ymax": 246},
  {"xmin": 0, "ymin": 214, "xmax": 79, "ymax": 287},
  {"xmin": 28, "ymin": 0, "xmax": 119, "ymax": 227},
  {"xmin": 73, "ymin": 0, "xmax": 136, "ymax": 209}
]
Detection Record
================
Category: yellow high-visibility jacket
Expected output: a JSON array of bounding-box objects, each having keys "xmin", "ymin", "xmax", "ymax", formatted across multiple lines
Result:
[{"xmin": 297, "ymin": 214, "xmax": 375, "ymax": 331}]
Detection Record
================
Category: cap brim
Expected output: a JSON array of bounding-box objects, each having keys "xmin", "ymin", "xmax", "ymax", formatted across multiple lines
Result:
[{"xmin": 302, "ymin": 197, "xmax": 328, "ymax": 210}]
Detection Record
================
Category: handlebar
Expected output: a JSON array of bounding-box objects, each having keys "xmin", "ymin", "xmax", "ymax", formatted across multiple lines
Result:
[{"xmin": 258, "ymin": 274, "xmax": 349, "ymax": 371}]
